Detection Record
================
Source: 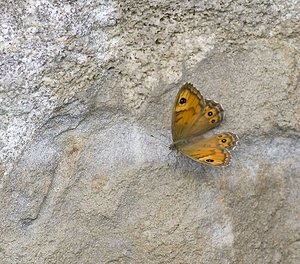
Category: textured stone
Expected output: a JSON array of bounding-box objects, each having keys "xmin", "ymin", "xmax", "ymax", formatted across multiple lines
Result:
[{"xmin": 1, "ymin": 0, "xmax": 299, "ymax": 263}]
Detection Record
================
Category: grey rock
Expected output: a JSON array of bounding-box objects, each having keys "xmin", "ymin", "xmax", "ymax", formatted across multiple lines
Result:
[{"xmin": 1, "ymin": 0, "xmax": 299, "ymax": 263}]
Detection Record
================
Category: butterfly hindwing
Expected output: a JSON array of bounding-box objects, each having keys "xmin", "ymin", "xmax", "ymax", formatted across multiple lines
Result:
[
  {"xmin": 183, "ymin": 147, "xmax": 230, "ymax": 166},
  {"xmin": 177, "ymin": 133, "xmax": 238, "ymax": 166}
]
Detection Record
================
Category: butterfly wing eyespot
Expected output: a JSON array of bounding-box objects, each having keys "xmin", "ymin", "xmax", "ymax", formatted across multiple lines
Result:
[
  {"xmin": 216, "ymin": 132, "xmax": 238, "ymax": 150},
  {"xmin": 179, "ymin": 98, "xmax": 187, "ymax": 104},
  {"xmin": 204, "ymin": 99, "xmax": 224, "ymax": 126}
]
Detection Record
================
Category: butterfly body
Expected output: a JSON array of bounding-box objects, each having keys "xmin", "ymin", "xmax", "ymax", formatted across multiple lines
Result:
[{"xmin": 171, "ymin": 83, "xmax": 238, "ymax": 166}]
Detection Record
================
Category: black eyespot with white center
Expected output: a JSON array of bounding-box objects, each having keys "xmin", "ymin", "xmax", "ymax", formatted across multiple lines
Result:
[
  {"xmin": 206, "ymin": 159, "xmax": 214, "ymax": 163},
  {"xmin": 208, "ymin": 111, "xmax": 213, "ymax": 116},
  {"xmin": 221, "ymin": 139, "xmax": 227, "ymax": 143},
  {"xmin": 179, "ymin": 98, "xmax": 186, "ymax": 104}
]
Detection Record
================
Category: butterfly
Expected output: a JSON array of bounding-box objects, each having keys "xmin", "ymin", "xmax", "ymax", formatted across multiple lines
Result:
[{"xmin": 170, "ymin": 83, "xmax": 238, "ymax": 166}]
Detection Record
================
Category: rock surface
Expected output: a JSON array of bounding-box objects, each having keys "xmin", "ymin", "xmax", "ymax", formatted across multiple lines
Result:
[{"xmin": 1, "ymin": 0, "xmax": 300, "ymax": 263}]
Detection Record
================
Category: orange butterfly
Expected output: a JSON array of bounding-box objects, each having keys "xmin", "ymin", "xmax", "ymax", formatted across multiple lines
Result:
[{"xmin": 170, "ymin": 83, "xmax": 238, "ymax": 166}]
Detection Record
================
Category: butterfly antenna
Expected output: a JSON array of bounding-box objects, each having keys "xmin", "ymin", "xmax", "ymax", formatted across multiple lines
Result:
[
  {"xmin": 152, "ymin": 130, "xmax": 170, "ymax": 141},
  {"xmin": 150, "ymin": 133, "xmax": 170, "ymax": 148}
]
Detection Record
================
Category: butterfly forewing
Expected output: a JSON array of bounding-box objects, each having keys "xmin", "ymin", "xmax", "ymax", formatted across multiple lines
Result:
[
  {"xmin": 172, "ymin": 83, "xmax": 224, "ymax": 143},
  {"xmin": 172, "ymin": 83, "xmax": 206, "ymax": 141}
]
